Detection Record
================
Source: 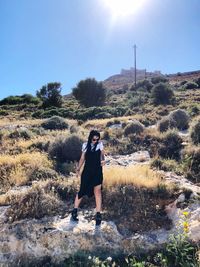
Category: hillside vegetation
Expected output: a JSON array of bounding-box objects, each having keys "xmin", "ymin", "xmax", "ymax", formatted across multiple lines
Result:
[{"xmin": 0, "ymin": 71, "xmax": 200, "ymax": 266}]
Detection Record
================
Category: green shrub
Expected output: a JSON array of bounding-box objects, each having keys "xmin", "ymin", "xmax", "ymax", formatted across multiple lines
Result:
[
  {"xmin": 169, "ymin": 109, "xmax": 190, "ymax": 130},
  {"xmin": 158, "ymin": 116, "xmax": 176, "ymax": 132},
  {"xmin": 124, "ymin": 121, "xmax": 144, "ymax": 136},
  {"xmin": 41, "ymin": 116, "xmax": 69, "ymax": 130},
  {"xmin": 48, "ymin": 135, "xmax": 83, "ymax": 163},
  {"xmin": 165, "ymin": 233, "xmax": 198, "ymax": 267},
  {"xmin": 151, "ymin": 83, "xmax": 174, "ymax": 105},
  {"xmin": 191, "ymin": 120, "xmax": 200, "ymax": 144},
  {"xmin": 159, "ymin": 131, "xmax": 183, "ymax": 160}
]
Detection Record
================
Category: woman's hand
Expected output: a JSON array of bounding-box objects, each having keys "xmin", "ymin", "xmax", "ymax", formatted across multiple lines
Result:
[
  {"xmin": 101, "ymin": 160, "xmax": 106, "ymax": 166},
  {"xmin": 76, "ymin": 168, "xmax": 81, "ymax": 177}
]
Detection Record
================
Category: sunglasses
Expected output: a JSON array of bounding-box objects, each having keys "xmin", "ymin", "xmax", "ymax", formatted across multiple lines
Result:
[{"xmin": 92, "ymin": 138, "xmax": 99, "ymax": 142}]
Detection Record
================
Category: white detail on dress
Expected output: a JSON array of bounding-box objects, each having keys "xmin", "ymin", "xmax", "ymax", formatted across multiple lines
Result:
[{"xmin": 82, "ymin": 142, "xmax": 103, "ymax": 152}]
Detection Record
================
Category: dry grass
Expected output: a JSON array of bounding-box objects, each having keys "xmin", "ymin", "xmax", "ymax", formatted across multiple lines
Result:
[
  {"xmin": 0, "ymin": 152, "xmax": 52, "ymax": 190},
  {"xmin": 5, "ymin": 185, "xmax": 62, "ymax": 222},
  {"xmin": 103, "ymin": 164, "xmax": 162, "ymax": 188},
  {"xmin": 144, "ymin": 126, "xmax": 165, "ymax": 138},
  {"xmin": 83, "ymin": 115, "xmax": 144, "ymax": 129},
  {"xmin": 0, "ymin": 118, "xmax": 77, "ymax": 127},
  {"xmin": 0, "ymin": 118, "xmax": 43, "ymax": 127}
]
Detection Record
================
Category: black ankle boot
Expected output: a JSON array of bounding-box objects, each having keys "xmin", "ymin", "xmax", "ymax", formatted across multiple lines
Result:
[
  {"xmin": 95, "ymin": 212, "xmax": 102, "ymax": 226},
  {"xmin": 71, "ymin": 208, "xmax": 79, "ymax": 221}
]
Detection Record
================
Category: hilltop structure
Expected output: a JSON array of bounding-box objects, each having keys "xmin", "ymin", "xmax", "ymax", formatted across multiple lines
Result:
[
  {"xmin": 120, "ymin": 68, "xmax": 162, "ymax": 79},
  {"xmin": 103, "ymin": 68, "xmax": 163, "ymax": 91}
]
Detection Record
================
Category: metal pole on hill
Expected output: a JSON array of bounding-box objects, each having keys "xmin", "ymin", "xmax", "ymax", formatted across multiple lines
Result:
[{"xmin": 133, "ymin": 44, "xmax": 137, "ymax": 87}]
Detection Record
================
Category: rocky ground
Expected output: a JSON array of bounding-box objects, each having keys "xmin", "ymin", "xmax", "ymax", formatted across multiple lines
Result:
[{"xmin": 0, "ymin": 151, "xmax": 199, "ymax": 266}]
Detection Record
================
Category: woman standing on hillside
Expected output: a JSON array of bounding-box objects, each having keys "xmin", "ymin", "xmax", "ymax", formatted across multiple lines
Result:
[{"xmin": 71, "ymin": 130, "xmax": 105, "ymax": 226}]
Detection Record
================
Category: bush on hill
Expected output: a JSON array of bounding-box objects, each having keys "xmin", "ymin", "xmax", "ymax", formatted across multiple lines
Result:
[
  {"xmin": 41, "ymin": 116, "xmax": 69, "ymax": 130},
  {"xmin": 124, "ymin": 121, "xmax": 144, "ymax": 136},
  {"xmin": 158, "ymin": 131, "xmax": 183, "ymax": 160},
  {"xmin": 0, "ymin": 94, "xmax": 40, "ymax": 105},
  {"xmin": 191, "ymin": 120, "xmax": 200, "ymax": 144},
  {"xmin": 182, "ymin": 147, "xmax": 200, "ymax": 183},
  {"xmin": 169, "ymin": 109, "xmax": 189, "ymax": 130},
  {"xmin": 48, "ymin": 135, "xmax": 83, "ymax": 163},
  {"xmin": 158, "ymin": 116, "xmax": 176, "ymax": 132},
  {"xmin": 72, "ymin": 78, "xmax": 106, "ymax": 107},
  {"xmin": 184, "ymin": 81, "xmax": 199, "ymax": 89},
  {"xmin": 151, "ymin": 76, "xmax": 168, "ymax": 84},
  {"xmin": 36, "ymin": 82, "xmax": 63, "ymax": 108},
  {"xmin": 151, "ymin": 83, "xmax": 174, "ymax": 105}
]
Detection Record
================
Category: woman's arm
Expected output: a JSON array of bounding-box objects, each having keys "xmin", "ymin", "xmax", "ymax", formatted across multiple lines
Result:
[
  {"xmin": 101, "ymin": 150, "xmax": 106, "ymax": 166},
  {"xmin": 76, "ymin": 152, "xmax": 85, "ymax": 175}
]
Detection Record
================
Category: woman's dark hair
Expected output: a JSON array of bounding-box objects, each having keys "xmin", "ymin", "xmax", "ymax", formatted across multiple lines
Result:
[{"xmin": 86, "ymin": 130, "xmax": 100, "ymax": 153}]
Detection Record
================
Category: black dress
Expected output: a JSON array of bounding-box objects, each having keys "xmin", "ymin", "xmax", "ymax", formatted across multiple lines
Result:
[{"xmin": 78, "ymin": 146, "xmax": 103, "ymax": 199}]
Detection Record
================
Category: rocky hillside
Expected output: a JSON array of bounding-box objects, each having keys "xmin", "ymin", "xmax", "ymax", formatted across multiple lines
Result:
[{"xmin": 103, "ymin": 68, "xmax": 200, "ymax": 91}]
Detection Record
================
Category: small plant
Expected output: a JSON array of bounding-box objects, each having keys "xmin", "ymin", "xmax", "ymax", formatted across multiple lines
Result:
[
  {"xmin": 163, "ymin": 211, "xmax": 199, "ymax": 267},
  {"xmin": 88, "ymin": 255, "xmax": 114, "ymax": 267}
]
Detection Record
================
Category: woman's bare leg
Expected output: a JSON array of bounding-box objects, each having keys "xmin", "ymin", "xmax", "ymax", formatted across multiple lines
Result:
[
  {"xmin": 74, "ymin": 194, "xmax": 82, "ymax": 208},
  {"xmin": 94, "ymin": 185, "xmax": 102, "ymax": 212}
]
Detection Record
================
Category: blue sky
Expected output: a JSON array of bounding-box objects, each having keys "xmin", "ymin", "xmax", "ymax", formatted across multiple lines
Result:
[{"xmin": 0, "ymin": 0, "xmax": 200, "ymax": 99}]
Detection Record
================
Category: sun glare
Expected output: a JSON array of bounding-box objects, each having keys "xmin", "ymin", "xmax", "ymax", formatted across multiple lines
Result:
[{"xmin": 103, "ymin": 0, "xmax": 147, "ymax": 18}]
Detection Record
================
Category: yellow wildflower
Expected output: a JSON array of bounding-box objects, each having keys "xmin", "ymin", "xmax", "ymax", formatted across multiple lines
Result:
[{"xmin": 182, "ymin": 211, "xmax": 189, "ymax": 217}]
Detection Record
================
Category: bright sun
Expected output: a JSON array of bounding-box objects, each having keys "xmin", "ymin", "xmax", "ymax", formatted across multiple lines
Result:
[{"xmin": 103, "ymin": 0, "xmax": 146, "ymax": 17}]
